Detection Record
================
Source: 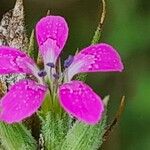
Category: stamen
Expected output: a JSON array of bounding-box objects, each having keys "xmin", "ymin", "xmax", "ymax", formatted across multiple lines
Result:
[
  {"xmin": 64, "ymin": 55, "xmax": 74, "ymax": 68},
  {"xmin": 38, "ymin": 70, "xmax": 47, "ymax": 77},
  {"xmin": 53, "ymin": 73, "xmax": 59, "ymax": 79},
  {"xmin": 46, "ymin": 62, "xmax": 55, "ymax": 68}
]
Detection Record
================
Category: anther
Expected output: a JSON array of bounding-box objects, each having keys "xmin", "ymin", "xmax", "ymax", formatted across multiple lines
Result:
[
  {"xmin": 38, "ymin": 70, "xmax": 47, "ymax": 77},
  {"xmin": 64, "ymin": 55, "xmax": 74, "ymax": 68},
  {"xmin": 46, "ymin": 62, "xmax": 55, "ymax": 68},
  {"xmin": 53, "ymin": 73, "xmax": 59, "ymax": 79}
]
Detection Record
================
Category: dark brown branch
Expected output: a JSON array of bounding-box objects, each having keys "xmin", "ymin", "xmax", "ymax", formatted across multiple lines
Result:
[{"xmin": 103, "ymin": 96, "xmax": 126, "ymax": 141}]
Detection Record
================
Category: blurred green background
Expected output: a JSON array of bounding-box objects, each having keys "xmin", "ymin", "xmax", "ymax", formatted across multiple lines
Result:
[{"xmin": 0, "ymin": 0, "xmax": 150, "ymax": 149}]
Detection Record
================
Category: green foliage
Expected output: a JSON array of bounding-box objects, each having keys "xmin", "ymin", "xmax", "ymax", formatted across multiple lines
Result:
[
  {"xmin": 40, "ymin": 94, "xmax": 53, "ymax": 119},
  {"xmin": 61, "ymin": 115, "xmax": 107, "ymax": 150},
  {"xmin": 0, "ymin": 122, "xmax": 37, "ymax": 150},
  {"xmin": 75, "ymin": 17, "xmax": 102, "ymax": 82},
  {"xmin": 75, "ymin": 73, "xmax": 87, "ymax": 82},
  {"xmin": 91, "ymin": 26, "xmax": 101, "ymax": 44},
  {"xmin": 40, "ymin": 96, "xmax": 108, "ymax": 150},
  {"xmin": 28, "ymin": 29, "xmax": 38, "ymax": 61},
  {"xmin": 41, "ymin": 112, "xmax": 71, "ymax": 150},
  {"xmin": 41, "ymin": 106, "xmax": 108, "ymax": 150}
]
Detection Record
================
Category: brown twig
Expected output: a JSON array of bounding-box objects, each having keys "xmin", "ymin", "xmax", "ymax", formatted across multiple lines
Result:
[
  {"xmin": 99, "ymin": 0, "xmax": 106, "ymax": 30},
  {"xmin": 91, "ymin": 0, "xmax": 106, "ymax": 44},
  {"xmin": 103, "ymin": 96, "xmax": 126, "ymax": 141}
]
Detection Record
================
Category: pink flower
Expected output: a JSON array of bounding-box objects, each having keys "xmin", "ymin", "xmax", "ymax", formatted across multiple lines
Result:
[{"xmin": 0, "ymin": 16, "xmax": 123, "ymax": 124}]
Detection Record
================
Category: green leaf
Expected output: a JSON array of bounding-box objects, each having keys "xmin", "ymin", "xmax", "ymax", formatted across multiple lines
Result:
[
  {"xmin": 76, "ymin": 25, "xmax": 102, "ymax": 82},
  {"xmin": 28, "ymin": 29, "xmax": 38, "ymax": 60},
  {"xmin": 76, "ymin": 0, "xmax": 105, "ymax": 82},
  {"xmin": 39, "ymin": 93, "xmax": 52, "ymax": 119},
  {"xmin": 91, "ymin": 0, "xmax": 106, "ymax": 44},
  {"xmin": 41, "ymin": 112, "xmax": 72, "ymax": 150},
  {"xmin": 91, "ymin": 26, "xmax": 101, "ymax": 45},
  {"xmin": 0, "ymin": 122, "xmax": 37, "ymax": 150},
  {"xmin": 75, "ymin": 73, "xmax": 87, "ymax": 82},
  {"xmin": 61, "ymin": 115, "xmax": 107, "ymax": 150}
]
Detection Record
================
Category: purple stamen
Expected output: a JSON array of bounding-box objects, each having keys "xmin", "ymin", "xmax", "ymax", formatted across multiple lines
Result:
[
  {"xmin": 64, "ymin": 55, "xmax": 74, "ymax": 68},
  {"xmin": 53, "ymin": 73, "xmax": 59, "ymax": 79},
  {"xmin": 38, "ymin": 70, "xmax": 47, "ymax": 77},
  {"xmin": 46, "ymin": 62, "xmax": 55, "ymax": 68}
]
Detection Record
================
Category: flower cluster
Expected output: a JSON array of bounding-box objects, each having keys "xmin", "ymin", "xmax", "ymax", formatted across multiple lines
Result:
[{"xmin": 0, "ymin": 16, "xmax": 123, "ymax": 124}]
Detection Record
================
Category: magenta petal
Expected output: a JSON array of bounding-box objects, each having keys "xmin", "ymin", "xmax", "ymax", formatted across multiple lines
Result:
[
  {"xmin": 67, "ymin": 43, "xmax": 124, "ymax": 80},
  {"xmin": 0, "ymin": 46, "xmax": 35, "ymax": 74},
  {"xmin": 59, "ymin": 80, "xmax": 104, "ymax": 125},
  {"xmin": 0, "ymin": 79, "xmax": 47, "ymax": 123},
  {"xmin": 36, "ymin": 15, "xmax": 68, "ymax": 64}
]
